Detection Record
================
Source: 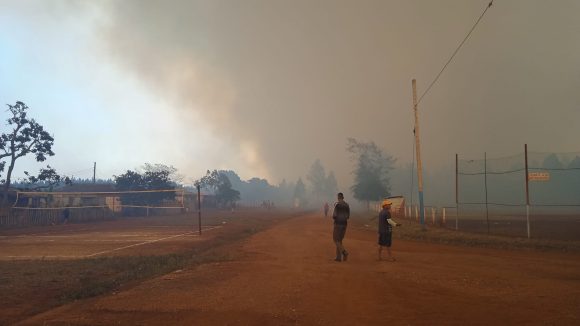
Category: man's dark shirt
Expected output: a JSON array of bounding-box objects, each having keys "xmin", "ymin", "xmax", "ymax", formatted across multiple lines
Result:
[
  {"xmin": 378, "ymin": 208, "xmax": 392, "ymax": 234},
  {"xmin": 332, "ymin": 200, "xmax": 350, "ymax": 226}
]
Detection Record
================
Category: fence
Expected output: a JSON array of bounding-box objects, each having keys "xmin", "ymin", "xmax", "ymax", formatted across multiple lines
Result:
[
  {"xmin": 0, "ymin": 189, "xmax": 187, "ymax": 227},
  {"xmin": 394, "ymin": 146, "xmax": 579, "ymax": 240},
  {"xmin": 453, "ymin": 145, "xmax": 579, "ymax": 239}
]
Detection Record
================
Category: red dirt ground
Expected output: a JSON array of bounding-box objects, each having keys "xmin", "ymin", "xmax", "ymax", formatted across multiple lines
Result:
[{"xmin": 14, "ymin": 213, "xmax": 580, "ymax": 325}]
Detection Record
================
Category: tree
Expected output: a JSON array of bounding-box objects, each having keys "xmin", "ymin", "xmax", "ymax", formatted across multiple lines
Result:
[
  {"xmin": 114, "ymin": 164, "xmax": 177, "ymax": 206},
  {"xmin": 293, "ymin": 177, "xmax": 307, "ymax": 207},
  {"xmin": 195, "ymin": 170, "xmax": 240, "ymax": 208},
  {"xmin": 215, "ymin": 173, "xmax": 240, "ymax": 207},
  {"xmin": 307, "ymin": 159, "xmax": 327, "ymax": 202},
  {"xmin": 542, "ymin": 154, "xmax": 564, "ymax": 169},
  {"xmin": 325, "ymin": 171, "xmax": 339, "ymax": 198},
  {"xmin": 347, "ymin": 138, "xmax": 395, "ymax": 209},
  {"xmin": 143, "ymin": 163, "xmax": 183, "ymax": 184},
  {"xmin": 1, "ymin": 102, "xmax": 54, "ymax": 204},
  {"xmin": 22, "ymin": 165, "xmax": 72, "ymax": 191}
]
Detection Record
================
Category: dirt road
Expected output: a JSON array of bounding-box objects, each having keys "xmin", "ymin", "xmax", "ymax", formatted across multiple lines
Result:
[{"xmin": 17, "ymin": 213, "xmax": 580, "ymax": 325}]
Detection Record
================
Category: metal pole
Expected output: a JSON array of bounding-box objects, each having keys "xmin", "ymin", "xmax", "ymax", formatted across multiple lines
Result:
[
  {"xmin": 412, "ymin": 79, "xmax": 426, "ymax": 229},
  {"xmin": 93, "ymin": 162, "xmax": 96, "ymax": 184},
  {"xmin": 456, "ymin": 154, "xmax": 459, "ymax": 230},
  {"xmin": 197, "ymin": 184, "xmax": 202, "ymax": 235},
  {"xmin": 484, "ymin": 152, "xmax": 490, "ymax": 234},
  {"xmin": 525, "ymin": 144, "xmax": 530, "ymax": 238}
]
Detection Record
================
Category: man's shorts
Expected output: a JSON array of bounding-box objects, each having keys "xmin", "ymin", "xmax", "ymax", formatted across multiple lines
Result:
[
  {"xmin": 378, "ymin": 232, "xmax": 392, "ymax": 247},
  {"xmin": 333, "ymin": 225, "xmax": 347, "ymax": 242}
]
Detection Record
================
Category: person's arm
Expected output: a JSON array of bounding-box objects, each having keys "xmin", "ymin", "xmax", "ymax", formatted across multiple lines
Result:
[
  {"xmin": 332, "ymin": 204, "xmax": 337, "ymax": 220},
  {"xmin": 346, "ymin": 204, "xmax": 350, "ymax": 219},
  {"xmin": 387, "ymin": 218, "xmax": 401, "ymax": 227}
]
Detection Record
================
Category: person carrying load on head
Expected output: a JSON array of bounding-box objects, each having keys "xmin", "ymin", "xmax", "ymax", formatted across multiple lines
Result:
[{"xmin": 377, "ymin": 199, "xmax": 401, "ymax": 261}]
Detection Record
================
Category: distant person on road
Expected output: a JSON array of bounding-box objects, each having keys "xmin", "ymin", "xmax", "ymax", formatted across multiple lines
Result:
[
  {"xmin": 377, "ymin": 200, "xmax": 401, "ymax": 261},
  {"xmin": 332, "ymin": 193, "xmax": 350, "ymax": 262},
  {"xmin": 61, "ymin": 205, "xmax": 70, "ymax": 224},
  {"xmin": 324, "ymin": 202, "xmax": 329, "ymax": 217}
]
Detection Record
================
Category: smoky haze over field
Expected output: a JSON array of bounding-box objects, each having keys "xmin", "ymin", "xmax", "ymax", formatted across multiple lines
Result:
[
  {"xmin": 96, "ymin": 0, "xmax": 580, "ymax": 182},
  {"xmin": 1, "ymin": 0, "xmax": 579, "ymax": 205}
]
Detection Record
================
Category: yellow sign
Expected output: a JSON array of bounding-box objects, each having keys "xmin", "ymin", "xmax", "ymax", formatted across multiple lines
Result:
[{"xmin": 528, "ymin": 172, "xmax": 550, "ymax": 181}]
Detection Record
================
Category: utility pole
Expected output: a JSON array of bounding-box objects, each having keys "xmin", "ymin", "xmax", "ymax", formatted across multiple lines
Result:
[
  {"xmin": 412, "ymin": 79, "xmax": 426, "ymax": 228},
  {"xmin": 93, "ymin": 162, "xmax": 96, "ymax": 184}
]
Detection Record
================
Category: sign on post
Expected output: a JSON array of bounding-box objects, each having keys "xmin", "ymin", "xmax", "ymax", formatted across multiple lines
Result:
[{"xmin": 528, "ymin": 172, "xmax": 550, "ymax": 181}]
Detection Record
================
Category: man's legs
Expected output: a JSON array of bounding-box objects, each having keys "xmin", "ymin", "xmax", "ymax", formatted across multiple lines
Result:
[
  {"xmin": 333, "ymin": 225, "xmax": 347, "ymax": 261},
  {"xmin": 335, "ymin": 241, "xmax": 343, "ymax": 261}
]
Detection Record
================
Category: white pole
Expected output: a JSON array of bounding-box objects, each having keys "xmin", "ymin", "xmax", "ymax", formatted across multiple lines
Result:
[
  {"xmin": 442, "ymin": 207, "xmax": 446, "ymax": 226},
  {"xmin": 431, "ymin": 207, "xmax": 435, "ymax": 225}
]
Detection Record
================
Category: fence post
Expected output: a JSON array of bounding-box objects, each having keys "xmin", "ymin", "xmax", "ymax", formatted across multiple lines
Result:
[
  {"xmin": 431, "ymin": 207, "xmax": 435, "ymax": 225},
  {"xmin": 415, "ymin": 205, "xmax": 418, "ymax": 221},
  {"xmin": 484, "ymin": 152, "xmax": 490, "ymax": 234},
  {"xmin": 456, "ymin": 153, "xmax": 459, "ymax": 231},
  {"xmin": 442, "ymin": 207, "xmax": 446, "ymax": 226},
  {"xmin": 525, "ymin": 144, "xmax": 531, "ymax": 239}
]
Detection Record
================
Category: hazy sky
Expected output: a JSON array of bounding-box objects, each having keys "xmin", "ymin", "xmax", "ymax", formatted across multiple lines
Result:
[{"xmin": 1, "ymin": 0, "xmax": 578, "ymax": 192}]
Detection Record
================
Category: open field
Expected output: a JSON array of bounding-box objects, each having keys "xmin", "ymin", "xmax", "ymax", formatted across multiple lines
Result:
[
  {"xmin": 0, "ymin": 208, "xmax": 292, "ymax": 325},
  {"xmin": 3, "ymin": 210, "xmax": 579, "ymax": 325}
]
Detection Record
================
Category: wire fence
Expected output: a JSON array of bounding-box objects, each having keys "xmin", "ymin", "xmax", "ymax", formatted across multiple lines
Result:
[
  {"xmin": 0, "ymin": 189, "xmax": 188, "ymax": 227},
  {"xmin": 393, "ymin": 146, "xmax": 579, "ymax": 240},
  {"xmin": 453, "ymin": 146, "xmax": 579, "ymax": 239}
]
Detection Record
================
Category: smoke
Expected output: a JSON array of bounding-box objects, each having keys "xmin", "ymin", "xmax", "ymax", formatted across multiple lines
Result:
[{"xmin": 89, "ymin": 0, "xmax": 580, "ymax": 193}]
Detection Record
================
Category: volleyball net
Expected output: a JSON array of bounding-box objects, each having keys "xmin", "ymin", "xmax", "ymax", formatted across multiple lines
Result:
[{"xmin": 2, "ymin": 189, "xmax": 190, "ymax": 226}]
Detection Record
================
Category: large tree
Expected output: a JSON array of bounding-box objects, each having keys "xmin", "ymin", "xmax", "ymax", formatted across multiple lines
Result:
[
  {"xmin": 114, "ymin": 164, "xmax": 177, "ymax": 206},
  {"xmin": 293, "ymin": 177, "xmax": 307, "ymax": 207},
  {"xmin": 22, "ymin": 165, "xmax": 72, "ymax": 191},
  {"xmin": 1, "ymin": 102, "xmax": 55, "ymax": 204},
  {"xmin": 347, "ymin": 138, "xmax": 395, "ymax": 209},
  {"xmin": 306, "ymin": 159, "xmax": 326, "ymax": 201},
  {"xmin": 325, "ymin": 171, "xmax": 339, "ymax": 198},
  {"xmin": 195, "ymin": 170, "xmax": 240, "ymax": 208}
]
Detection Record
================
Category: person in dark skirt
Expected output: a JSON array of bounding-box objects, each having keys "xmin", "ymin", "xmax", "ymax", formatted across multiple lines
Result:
[{"xmin": 378, "ymin": 200, "xmax": 401, "ymax": 261}]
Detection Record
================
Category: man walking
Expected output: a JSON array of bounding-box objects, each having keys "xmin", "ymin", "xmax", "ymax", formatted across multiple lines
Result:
[{"xmin": 332, "ymin": 192, "xmax": 350, "ymax": 262}]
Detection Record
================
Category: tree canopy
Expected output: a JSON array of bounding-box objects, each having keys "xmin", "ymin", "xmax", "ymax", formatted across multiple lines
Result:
[
  {"xmin": 347, "ymin": 138, "xmax": 395, "ymax": 207},
  {"xmin": 195, "ymin": 170, "xmax": 240, "ymax": 207},
  {"xmin": 1, "ymin": 101, "xmax": 55, "ymax": 204},
  {"xmin": 114, "ymin": 164, "xmax": 177, "ymax": 206}
]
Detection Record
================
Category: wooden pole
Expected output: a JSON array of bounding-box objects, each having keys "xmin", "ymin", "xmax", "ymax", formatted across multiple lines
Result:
[{"xmin": 412, "ymin": 79, "xmax": 426, "ymax": 228}]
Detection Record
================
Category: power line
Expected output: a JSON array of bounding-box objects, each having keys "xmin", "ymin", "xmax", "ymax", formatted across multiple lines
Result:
[{"xmin": 418, "ymin": 0, "xmax": 494, "ymax": 104}]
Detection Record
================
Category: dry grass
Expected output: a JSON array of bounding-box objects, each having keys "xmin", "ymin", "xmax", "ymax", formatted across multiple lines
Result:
[{"xmin": 353, "ymin": 213, "xmax": 580, "ymax": 253}]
